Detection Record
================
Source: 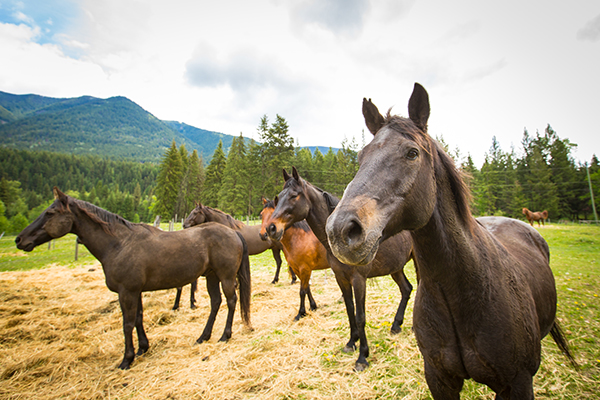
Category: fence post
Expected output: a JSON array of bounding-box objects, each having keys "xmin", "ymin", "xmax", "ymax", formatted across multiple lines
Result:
[
  {"xmin": 75, "ymin": 237, "xmax": 79, "ymax": 261},
  {"xmin": 587, "ymin": 166, "xmax": 598, "ymax": 222}
]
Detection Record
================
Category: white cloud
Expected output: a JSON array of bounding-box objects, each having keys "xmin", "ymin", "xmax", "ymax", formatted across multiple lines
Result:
[{"xmin": 0, "ymin": 0, "xmax": 598, "ymax": 166}]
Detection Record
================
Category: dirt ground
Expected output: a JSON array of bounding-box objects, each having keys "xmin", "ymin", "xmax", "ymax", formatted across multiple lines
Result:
[{"xmin": 0, "ymin": 258, "xmax": 432, "ymax": 400}]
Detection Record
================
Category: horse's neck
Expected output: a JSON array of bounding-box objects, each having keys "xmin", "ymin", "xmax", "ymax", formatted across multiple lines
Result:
[
  {"xmin": 411, "ymin": 187, "xmax": 489, "ymax": 286},
  {"xmin": 305, "ymin": 187, "xmax": 334, "ymax": 250},
  {"xmin": 71, "ymin": 208, "xmax": 128, "ymax": 263}
]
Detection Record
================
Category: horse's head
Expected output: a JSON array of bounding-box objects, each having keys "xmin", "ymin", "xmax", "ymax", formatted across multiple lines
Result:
[
  {"xmin": 16, "ymin": 187, "xmax": 75, "ymax": 252},
  {"xmin": 183, "ymin": 203, "xmax": 208, "ymax": 228},
  {"xmin": 264, "ymin": 167, "xmax": 311, "ymax": 242},
  {"xmin": 326, "ymin": 83, "xmax": 442, "ymax": 266},
  {"xmin": 259, "ymin": 196, "xmax": 275, "ymax": 241}
]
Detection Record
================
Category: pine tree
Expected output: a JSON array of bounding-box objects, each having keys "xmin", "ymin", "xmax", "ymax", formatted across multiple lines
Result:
[
  {"xmin": 185, "ymin": 149, "xmax": 205, "ymax": 209},
  {"xmin": 246, "ymin": 139, "xmax": 264, "ymax": 217},
  {"xmin": 154, "ymin": 140, "xmax": 184, "ymax": 220},
  {"xmin": 218, "ymin": 134, "xmax": 248, "ymax": 216},
  {"xmin": 259, "ymin": 114, "xmax": 295, "ymax": 197},
  {"xmin": 202, "ymin": 140, "xmax": 227, "ymax": 207}
]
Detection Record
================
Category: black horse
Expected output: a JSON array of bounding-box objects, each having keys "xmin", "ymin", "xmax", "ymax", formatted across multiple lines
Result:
[
  {"xmin": 264, "ymin": 167, "xmax": 414, "ymax": 371},
  {"xmin": 16, "ymin": 187, "xmax": 252, "ymax": 369},
  {"xmin": 326, "ymin": 83, "xmax": 575, "ymax": 398}
]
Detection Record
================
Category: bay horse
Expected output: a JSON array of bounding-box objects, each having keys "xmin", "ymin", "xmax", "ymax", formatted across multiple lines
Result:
[
  {"xmin": 176, "ymin": 202, "xmax": 295, "ymax": 310},
  {"xmin": 523, "ymin": 208, "xmax": 548, "ymax": 227},
  {"xmin": 15, "ymin": 187, "xmax": 252, "ymax": 370},
  {"xmin": 325, "ymin": 83, "xmax": 575, "ymax": 398},
  {"xmin": 259, "ymin": 197, "xmax": 330, "ymax": 321},
  {"xmin": 264, "ymin": 168, "xmax": 414, "ymax": 371}
]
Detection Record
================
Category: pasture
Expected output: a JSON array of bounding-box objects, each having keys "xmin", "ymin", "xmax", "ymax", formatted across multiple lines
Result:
[{"xmin": 0, "ymin": 223, "xmax": 598, "ymax": 399}]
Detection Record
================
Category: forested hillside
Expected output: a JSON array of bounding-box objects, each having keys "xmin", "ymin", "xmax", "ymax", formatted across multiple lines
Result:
[
  {"xmin": 0, "ymin": 91, "xmax": 238, "ymax": 163},
  {"xmin": 0, "ymin": 90, "xmax": 598, "ymax": 236}
]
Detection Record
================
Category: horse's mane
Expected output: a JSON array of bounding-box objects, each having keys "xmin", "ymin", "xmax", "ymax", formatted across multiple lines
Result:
[
  {"xmin": 299, "ymin": 180, "xmax": 339, "ymax": 215},
  {"xmin": 203, "ymin": 206, "xmax": 245, "ymax": 229},
  {"xmin": 384, "ymin": 114, "xmax": 474, "ymax": 230},
  {"xmin": 66, "ymin": 196, "xmax": 134, "ymax": 235}
]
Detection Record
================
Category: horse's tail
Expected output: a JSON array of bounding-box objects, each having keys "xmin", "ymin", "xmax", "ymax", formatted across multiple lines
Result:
[
  {"xmin": 235, "ymin": 231, "xmax": 252, "ymax": 329},
  {"xmin": 550, "ymin": 320, "xmax": 578, "ymax": 369}
]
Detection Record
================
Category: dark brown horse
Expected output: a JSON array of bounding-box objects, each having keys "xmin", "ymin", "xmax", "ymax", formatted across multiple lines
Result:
[
  {"xmin": 175, "ymin": 202, "xmax": 295, "ymax": 310},
  {"xmin": 183, "ymin": 203, "xmax": 294, "ymax": 283},
  {"xmin": 259, "ymin": 197, "xmax": 329, "ymax": 320},
  {"xmin": 264, "ymin": 168, "xmax": 414, "ymax": 371},
  {"xmin": 15, "ymin": 187, "xmax": 252, "ymax": 370},
  {"xmin": 522, "ymin": 207, "xmax": 548, "ymax": 227},
  {"xmin": 325, "ymin": 83, "xmax": 575, "ymax": 398}
]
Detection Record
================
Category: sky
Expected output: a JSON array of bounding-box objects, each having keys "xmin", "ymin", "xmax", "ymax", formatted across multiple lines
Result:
[{"xmin": 1, "ymin": 0, "xmax": 599, "ymax": 167}]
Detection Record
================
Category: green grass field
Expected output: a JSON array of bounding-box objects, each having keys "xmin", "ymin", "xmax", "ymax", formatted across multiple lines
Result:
[{"xmin": 1, "ymin": 222, "xmax": 598, "ymax": 398}]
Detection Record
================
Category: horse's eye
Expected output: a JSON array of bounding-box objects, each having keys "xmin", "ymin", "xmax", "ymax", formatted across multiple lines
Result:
[{"xmin": 406, "ymin": 148, "xmax": 419, "ymax": 160}]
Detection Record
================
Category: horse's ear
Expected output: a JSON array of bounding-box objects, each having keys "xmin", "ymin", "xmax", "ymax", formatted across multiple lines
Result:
[
  {"xmin": 261, "ymin": 196, "xmax": 267, "ymax": 205},
  {"xmin": 408, "ymin": 82, "xmax": 430, "ymax": 132},
  {"xmin": 53, "ymin": 187, "xmax": 68, "ymax": 206},
  {"xmin": 274, "ymin": 196, "xmax": 279, "ymax": 206},
  {"xmin": 292, "ymin": 166, "xmax": 300, "ymax": 181},
  {"xmin": 283, "ymin": 169, "xmax": 291, "ymax": 182},
  {"xmin": 362, "ymin": 98, "xmax": 385, "ymax": 135}
]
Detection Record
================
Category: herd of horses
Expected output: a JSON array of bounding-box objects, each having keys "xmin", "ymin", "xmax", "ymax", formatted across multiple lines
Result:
[{"xmin": 15, "ymin": 83, "xmax": 574, "ymax": 398}]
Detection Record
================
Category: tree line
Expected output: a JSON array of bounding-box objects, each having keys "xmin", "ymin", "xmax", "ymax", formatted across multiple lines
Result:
[{"xmin": 1, "ymin": 117, "xmax": 598, "ymax": 235}]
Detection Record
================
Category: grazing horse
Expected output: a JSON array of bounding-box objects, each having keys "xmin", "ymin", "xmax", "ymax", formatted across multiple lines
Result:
[
  {"xmin": 15, "ymin": 187, "xmax": 252, "ymax": 370},
  {"xmin": 265, "ymin": 168, "xmax": 414, "ymax": 371},
  {"xmin": 259, "ymin": 197, "xmax": 330, "ymax": 320},
  {"xmin": 175, "ymin": 203, "xmax": 295, "ymax": 310},
  {"xmin": 325, "ymin": 83, "xmax": 575, "ymax": 398},
  {"xmin": 523, "ymin": 208, "xmax": 549, "ymax": 227}
]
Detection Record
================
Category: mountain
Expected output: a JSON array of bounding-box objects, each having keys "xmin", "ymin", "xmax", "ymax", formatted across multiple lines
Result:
[{"xmin": 0, "ymin": 91, "xmax": 239, "ymax": 163}]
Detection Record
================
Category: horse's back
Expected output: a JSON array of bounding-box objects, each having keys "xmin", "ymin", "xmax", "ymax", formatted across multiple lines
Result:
[{"xmin": 477, "ymin": 216, "xmax": 556, "ymax": 336}]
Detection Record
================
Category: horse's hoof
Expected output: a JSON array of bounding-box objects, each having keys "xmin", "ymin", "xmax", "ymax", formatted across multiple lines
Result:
[
  {"xmin": 354, "ymin": 361, "xmax": 369, "ymax": 372},
  {"xmin": 190, "ymin": 305, "xmax": 197, "ymax": 310},
  {"xmin": 136, "ymin": 347, "xmax": 148, "ymax": 356},
  {"xmin": 196, "ymin": 337, "xmax": 208, "ymax": 345},
  {"xmin": 342, "ymin": 344, "xmax": 356, "ymax": 354},
  {"xmin": 390, "ymin": 326, "xmax": 402, "ymax": 335},
  {"xmin": 271, "ymin": 279, "xmax": 278, "ymax": 284},
  {"xmin": 294, "ymin": 313, "xmax": 305, "ymax": 321},
  {"xmin": 218, "ymin": 335, "xmax": 231, "ymax": 342},
  {"xmin": 118, "ymin": 360, "xmax": 132, "ymax": 370}
]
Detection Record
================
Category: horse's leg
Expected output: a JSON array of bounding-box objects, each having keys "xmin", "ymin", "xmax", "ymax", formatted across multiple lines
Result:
[
  {"xmin": 333, "ymin": 273, "xmax": 359, "ymax": 354},
  {"xmin": 295, "ymin": 268, "xmax": 312, "ymax": 320},
  {"xmin": 172, "ymin": 287, "xmax": 183, "ymax": 310},
  {"xmin": 190, "ymin": 279, "xmax": 198, "ymax": 309},
  {"xmin": 423, "ymin": 359, "xmax": 463, "ymax": 400},
  {"xmin": 218, "ymin": 277, "xmax": 238, "ymax": 342},
  {"xmin": 306, "ymin": 283, "xmax": 317, "ymax": 311},
  {"xmin": 496, "ymin": 370, "xmax": 534, "ymax": 400},
  {"xmin": 271, "ymin": 249, "xmax": 281, "ymax": 284},
  {"xmin": 135, "ymin": 294, "xmax": 149, "ymax": 356},
  {"xmin": 117, "ymin": 290, "xmax": 141, "ymax": 369},
  {"xmin": 196, "ymin": 274, "xmax": 222, "ymax": 344},
  {"xmin": 389, "ymin": 270, "xmax": 413, "ymax": 334},
  {"xmin": 352, "ymin": 275, "xmax": 369, "ymax": 371},
  {"xmin": 289, "ymin": 266, "xmax": 297, "ymax": 284}
]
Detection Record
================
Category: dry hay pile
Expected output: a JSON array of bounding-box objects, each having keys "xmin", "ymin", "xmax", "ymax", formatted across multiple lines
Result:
[
  {"xmin": 0, "ymin": 256, "xmax": 583, "ymax": 399},
  {"xmin": 0, "ymin": 258, "xmax": 431, "ymax": 400}
]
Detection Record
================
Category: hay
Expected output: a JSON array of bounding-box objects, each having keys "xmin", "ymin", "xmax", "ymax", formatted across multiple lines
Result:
[{"xmin": 0, "ymin": 257, "xmax": 589, "ymax": 399}]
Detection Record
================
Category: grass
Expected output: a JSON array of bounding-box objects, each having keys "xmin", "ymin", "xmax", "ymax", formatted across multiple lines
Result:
[{"xmin": 0, "ymin": 222, "xmax": 598, "ymax": 399}]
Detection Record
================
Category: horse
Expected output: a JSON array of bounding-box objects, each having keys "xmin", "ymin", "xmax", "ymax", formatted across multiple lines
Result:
[
  {"xmin": 259, "ymin": 197, "xmax": 330, "ymax": 321},
  {"xmin": 325, "ymin": 83, "xmax": 575, "ymax": 398},
  {"xmin": 175, "ymin": 203, "xmax": 295, "ymax": 311},
  {"xmin": 15, "ymin": 187, "xmax": 252, "ymax": 370},
  {"xmin": 522, "ymin": 208, "xmax": 549, "ymax": 227},
  {"xmin": 264, "ymin": 167, "xmax": 414, "ymax": 371}
]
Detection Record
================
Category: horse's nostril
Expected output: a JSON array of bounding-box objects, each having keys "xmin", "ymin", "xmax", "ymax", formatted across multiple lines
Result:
[
  {"xmin": 345, "ymin": 219, "xmax": 363, "ymax": 245},
  {"xmin": 15, "ymin": 236, "xmax": 21, "ymax": 245}
]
